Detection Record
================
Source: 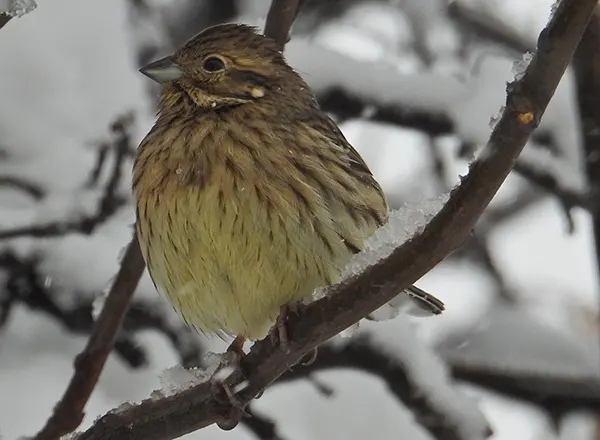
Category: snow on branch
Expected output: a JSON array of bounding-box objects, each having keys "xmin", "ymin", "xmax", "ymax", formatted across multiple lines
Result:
[
  {"xmin": 66, "ymin": 1, "xmax": 598, "ymax": 439},
  {"xmin": 0, "ymin": 0, "xmax": 35, "ymax": 31},
  {"xmin": 0, "ymin": 0, "xmax": 36, "ymax": 17}
]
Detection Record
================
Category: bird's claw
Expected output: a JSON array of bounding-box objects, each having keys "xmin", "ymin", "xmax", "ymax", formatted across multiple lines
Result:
[
  {"xmin": 270, "ymin": 302, "xmax": 305, "ymax": 353},
  {"xmin": 211, "ymin": 338, "xmax": 250, "ymax": 430}
]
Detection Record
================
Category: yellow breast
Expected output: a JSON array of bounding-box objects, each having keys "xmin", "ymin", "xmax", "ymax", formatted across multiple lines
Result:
[{"xmin": 133, "ymin": 110, "xmax": 386, "ymax": 341}]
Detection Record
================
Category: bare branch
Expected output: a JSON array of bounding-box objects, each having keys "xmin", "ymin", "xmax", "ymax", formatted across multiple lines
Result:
[
  {"xmin": 276, "ymin": 341, "xmax": 600, "ymax": 415},
  {"xmin": 72, "ymin": 1, "xmax": 596, "ymax": 439},
  {"xmin": 240, "ymin": 406, "xmax": 285, "ymax": 440},
  {"xmin": 0, "ymin": 176, "xmax": 44, "ymax": 200},
  {"xmin": 264, "ymin": 0, "xmax": 306, "ymax": 51},
  {"xmin": 448, "ymin": 0, "xmax": 533, "ymax": 54},
  {"xmin": 32, "ymin": 236, "xmax": 146, "ymax": 440}
]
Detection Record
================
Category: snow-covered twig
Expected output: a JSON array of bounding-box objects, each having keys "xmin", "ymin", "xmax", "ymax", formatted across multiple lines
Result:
[
  {"xmin": 72, "ymin": 1, "xmax": 596, "ymax": 439},
  {"xmin": 0, "ymin": 0, "xmax": 36, "ymax": 31}
]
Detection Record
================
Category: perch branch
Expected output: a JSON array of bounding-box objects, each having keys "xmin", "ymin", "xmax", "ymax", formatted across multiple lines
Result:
[{"xmin": 74, "ymin": 1, "xmax": 596, "ymax": 439}]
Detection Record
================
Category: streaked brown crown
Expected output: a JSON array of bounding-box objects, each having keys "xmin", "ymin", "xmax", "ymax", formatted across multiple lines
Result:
[{"xmin": 175, "ymin": 23, "xmax": 284, "ymax": 67}]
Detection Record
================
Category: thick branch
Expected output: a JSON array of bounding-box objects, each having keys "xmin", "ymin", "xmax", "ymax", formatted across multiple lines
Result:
[
  {"xmin": 264, "ymin": 0, "xmax": 305, "ymax": 51},
  {"xmin": 75, "ymin": 1, "xmax": 596, "ymax": 439}
]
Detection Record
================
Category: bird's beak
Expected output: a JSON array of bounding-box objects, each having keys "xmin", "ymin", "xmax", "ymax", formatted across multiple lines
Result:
[{"xmin": 139, "ymin": 55, "xmax": 183, "ymax": 83}]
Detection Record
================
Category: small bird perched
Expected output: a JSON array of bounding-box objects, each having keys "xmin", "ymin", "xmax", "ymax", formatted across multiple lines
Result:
[{"xmin": 133, "ymin": 23, "xmax": 444, "ymax": 353}]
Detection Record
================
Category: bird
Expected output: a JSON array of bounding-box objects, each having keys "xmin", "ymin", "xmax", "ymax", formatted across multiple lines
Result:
[{"xmin": 133, "ymin": 23, "xmax": 444, "ymax": 356}]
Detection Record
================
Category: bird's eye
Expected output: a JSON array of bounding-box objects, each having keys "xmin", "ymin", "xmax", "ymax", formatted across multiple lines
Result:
[{"xmin": 202, "ymin": 57, "xmax": 226, "ymax": 72}]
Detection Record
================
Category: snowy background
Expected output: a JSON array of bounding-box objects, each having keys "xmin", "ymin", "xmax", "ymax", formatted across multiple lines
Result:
[{"xmin": 0, "ymin": 0, "xmax": 599, "ymax": 439}]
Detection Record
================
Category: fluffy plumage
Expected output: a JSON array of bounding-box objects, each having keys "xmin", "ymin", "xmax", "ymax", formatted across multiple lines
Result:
[{"xmin": 133, "ymin": 24, "xmax": 442, "ymax": 342}]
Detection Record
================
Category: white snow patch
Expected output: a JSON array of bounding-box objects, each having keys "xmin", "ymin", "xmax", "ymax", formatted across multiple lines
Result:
[
  {"xmin": 0, "ymin": 0, "xmax": 36, "ymax": 17},
  {"xmin": 342, "ymin": 194, "xmax": 449, "ymax": 279}
]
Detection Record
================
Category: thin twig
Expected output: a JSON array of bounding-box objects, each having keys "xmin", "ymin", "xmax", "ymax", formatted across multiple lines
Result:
[
  {"xmin": 0, "ymin": 176, "xmax": 45, "ymax": 200},
  {"xmin": 448, "ymin": 0, "xmax": 532, "ymax": 54},
  {"xmin": 73, "ymin": 1, "xmax": 596, "ymax": 439},
  {"xmin": 513, "ymin": 161, "xmax": 592, "ymax": 211},
  {"xmin": 241, "ymin": 406, "xmax": 285, "ymax": 440}
]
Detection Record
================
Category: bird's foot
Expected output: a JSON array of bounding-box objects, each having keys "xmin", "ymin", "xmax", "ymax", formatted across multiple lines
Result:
[
  {"xmin": 212, "ymin": 336, "xmax": 248, "ymax": 430},
  {"xmin": 269, "ymin": 302, "xmax": 317, "ymax": 365},
  {"xmin": 300, "ymin": 347, "xmax": 319, "ymax": 365},
  {"xmin": 270, "ymin": 302, "xmax": 303, "ymax": 353}
]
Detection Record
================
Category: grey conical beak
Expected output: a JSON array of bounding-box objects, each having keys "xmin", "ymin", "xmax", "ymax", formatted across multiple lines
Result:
[{"xmin": 139, "ymin": 55, "xmax": 183, "ymax": 83}]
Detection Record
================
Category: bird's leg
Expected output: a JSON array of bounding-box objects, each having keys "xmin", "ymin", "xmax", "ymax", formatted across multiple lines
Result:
[
  {"xmin": 212, "ymin": 335, "xmax": 248, "ymax": 430},
  {"xmin": 226, "ymin": 335, "xmax": 246, "ymax": 359},
  {"xmin": 270, "ymin": 303, "xmax": 296, "ymax": 353},
  {"xmin": 270, "ymin": 302, "xmax": 318, "ymax": 365}
]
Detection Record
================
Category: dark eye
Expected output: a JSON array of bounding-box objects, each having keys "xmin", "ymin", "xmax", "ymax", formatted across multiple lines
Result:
[{"xmin": 203, "ymin": 57, "xmax": 225, "ymax": 72}]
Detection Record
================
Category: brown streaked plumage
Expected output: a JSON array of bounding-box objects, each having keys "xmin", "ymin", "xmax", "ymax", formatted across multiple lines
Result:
[{"xmin": 133, "ymin": 23, "xmax": 444, "ymax": 344}]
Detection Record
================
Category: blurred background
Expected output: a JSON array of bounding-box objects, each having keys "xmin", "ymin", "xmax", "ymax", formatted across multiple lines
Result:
[{"xmin": 0, "ymin": 0, "xmax": 599, "ymax": 439}]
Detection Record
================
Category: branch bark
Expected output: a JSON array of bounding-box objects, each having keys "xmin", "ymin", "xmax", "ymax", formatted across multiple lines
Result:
[
  {"xmin": 74, "ymin": 1, "xmax": 597, "ymax": 439},
  {"xmin": 0, "ymin": 13, "xmax": 11, "ymax": 31}
]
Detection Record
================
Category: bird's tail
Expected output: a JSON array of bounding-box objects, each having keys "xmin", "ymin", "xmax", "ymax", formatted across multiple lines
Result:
[{"xmin": 366, "ymin": 285, "xmax": 445, "ymax": 321}]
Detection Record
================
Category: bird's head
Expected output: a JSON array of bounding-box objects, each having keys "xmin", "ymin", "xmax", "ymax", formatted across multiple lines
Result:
[{"xmin": 141, "ymin": 23, "xmax": 305, "ymax": 111}]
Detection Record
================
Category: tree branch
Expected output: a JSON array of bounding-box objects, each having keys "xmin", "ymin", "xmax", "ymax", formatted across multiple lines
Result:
[
  {"xmin": 0, "ymin": 176, "xmax": 45, "ymax": 200},
  {"xmin": 264, "ymin": 0, "xmax": 305, "ymax": 51},
  {"xmin": 275, "ymin": 341, "xmax": 600, "ymax": 415},
  {"xmin": 74, "ymin": 1, "xmax": 596, "ymax": 439},
  {"xmin": 32, "ymin": 235, "xmax": 146, "ymax": 440}
]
